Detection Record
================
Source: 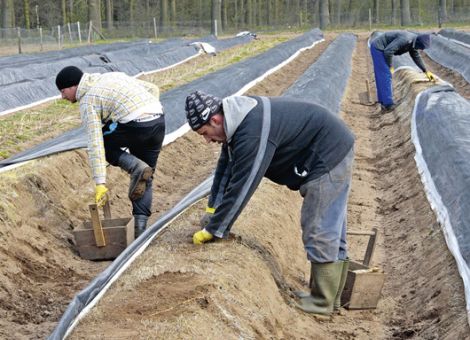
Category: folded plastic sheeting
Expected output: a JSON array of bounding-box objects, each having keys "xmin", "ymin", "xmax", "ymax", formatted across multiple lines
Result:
[
  {"xmin": 0, "ymin": 35, "xmax": 253, "ymax": 115},
  {"xmin": 425, "ymin": 34, "xmax": 470, "ymax": 83},
  {"xmin": 0, "ymin": 29, "xmax": 324, "ymax": 170},
  {"xmin": 411, "ymin": 85, "xmax": 470, "ymax": 324},
  {"xmin": 439, "ymin": 28, "xmax": 470, "ymax": 47},
  {"xmin": 283, "ymin": 33, "xmax": 356, "ymax": 114}
]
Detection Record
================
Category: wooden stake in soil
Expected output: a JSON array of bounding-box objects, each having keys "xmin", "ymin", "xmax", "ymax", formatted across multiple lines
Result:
[
  {"xmin": 89, "ymin": 204, "xmax": 106, "ymax": 247},
  {"xmin": 365, "ymin": 79, "xmax": 371, "ymax": 103}
]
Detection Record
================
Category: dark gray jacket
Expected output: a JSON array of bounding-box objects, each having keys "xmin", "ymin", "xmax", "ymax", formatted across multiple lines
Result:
[
  {"xmin": 372, "ymin": 30, "xmax": 427, "ymax": 72},
  {"xmin": 206, "ymin": 96, "xmax": 354, "ymax": 238}
]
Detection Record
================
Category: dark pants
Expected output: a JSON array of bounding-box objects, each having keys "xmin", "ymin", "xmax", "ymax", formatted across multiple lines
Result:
[{"xmin": 103, "ymin": 116, "xmax": 165, "ymax": 217}]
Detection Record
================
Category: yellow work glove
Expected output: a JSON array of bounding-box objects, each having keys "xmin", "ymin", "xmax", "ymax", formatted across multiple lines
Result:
[
  {"xmin": 425, "ymin": 71, "xmax": 436, "ymax": 82},
  {"xmin": 200, "ymin": 207, "xmax": 215, "ymax": 228},
  {"xmin": 95, "ymin": 184, "xmax": 108, "ymax": 207},
  {"xmin": 193, "ymin": 229, "xmax": 214, "ymax": 245},
  {"xmin": 389, "ymin": 66, "xmax": 394, "ymax": 74}
]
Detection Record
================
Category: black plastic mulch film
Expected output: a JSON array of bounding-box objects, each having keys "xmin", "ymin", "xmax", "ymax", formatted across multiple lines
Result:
[
  {"xmin": 0, "ymin": 35, "xmax": 253, "ymax": 114},
  {"xmin": 48, "ymin": 28, "xmax": 327, "ymax": 339},
  {"xmin": 1, "ymin": 30, "xmax": 322, "ymax": 169}
]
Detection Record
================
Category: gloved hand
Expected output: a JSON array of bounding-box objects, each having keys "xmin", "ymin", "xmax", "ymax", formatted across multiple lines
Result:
[
  {"xmin": 200, "ymin": 207, "xmax": 215, "ymax": 227},
  {"xmin": 193, "ymin": 229, "xmax": 214, "ymax": 245},
  {"xmin": 425, "ymin": 71, "xmax": 436, "ymax": 82},
  {"xmin": 389, "ymin": 66, "xmax": 394, "ymax": 74},
  {"xmin": 95, "ymin": 184, "xmax": 109, "ymax": 207}
]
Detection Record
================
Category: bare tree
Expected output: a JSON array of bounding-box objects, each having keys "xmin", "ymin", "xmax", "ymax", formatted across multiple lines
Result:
[
  {"xmin": 319, "ymin": 0, "xmax": 330, "ymax": 29},
  {"xmin": 273, "ymin": 0, "xmax": 279, "ymax": 26},
  {"xmin": 160, "ymin": 0, "xmax": 169, "ymax": 32},
  {"xmin": 106, "ymin": 0, "xmax": 113, "ymax": 29},
  {"xmin": 335, "ymin": 0, "xmax": 341, "ymax": 25},
  {"xmin": 400, "ymin": 0, "xmax": 411, "ymax": 25},
  {"xmin": 68, "ymin": 0, "xmax": 74, "ymax": 22},
  {"xmin": 391, "ymin": 0, "xmax": 398, "ymax": 25},
  {"xmin": 89, "ymin": 0, "xmax": 102, "ymax": 31},
  {"xmin": 129, "ymin": 0, "xmax": 135, "ymax": 25},
  {"xmin": 233, "ymin": 0, "xmax": 239, "ymax": 28},
  {"xmin": 239, "ymin": 0, "xmax": 245, "ymax": 26},
  {"xmin": 373, "ymin": 0, "xmax": 379, "ymax": 23},
  {"xmin": 414, "ymin": 0, "xmax": 422, "ymax": 25},
  {"xmin": 1, "ymin": 0, "xmax": 15, "ymax": 28},
  {"xmin": 211, "ymin": 0, "xmax": 222, "ymax": 35},
  {"xmin": 61, "ymin": 0, "xmax": 67, "ymax": 24},
  {"xmin": 293, "ymin": 0, "xmax": 300, "ymax": 25},
  {"xmin": 222, "ymin": 0, "xmax": 228, "ymax": 30},
  {"xmin": 23, "ymin": 0, "xmax": 31, "ymax": 28},
  {"xmin": 170, "ymin": 0, "xmax": 176, "ymax": 27},
  {"xmin": 245, "ymin": 0, "xmax": 253, "ymax": 27},
  {"xmin": 266, "ymin": 0, "xmax": 271, "ymax": 25},
  {"xmin": 439, "ymin": 0, "xmax": 448, "ymax": 22},
  {"xmin": 197, "ymin": 0, "xmax": 203, "ymax": 27},
  {"xmin": 257, "ymin": 0, "xmax": 262, "ymax": 26}
]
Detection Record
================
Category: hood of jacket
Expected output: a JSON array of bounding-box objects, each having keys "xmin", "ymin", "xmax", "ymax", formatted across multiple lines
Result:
[{"xmin": 223, "ymin": 96, "xmax": 258, "ymax": 143}]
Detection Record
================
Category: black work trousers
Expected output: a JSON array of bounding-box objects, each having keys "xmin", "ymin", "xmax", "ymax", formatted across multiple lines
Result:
[{"xmin": 103, "ymin": 115, "xmax": 165, "ymax": 217}]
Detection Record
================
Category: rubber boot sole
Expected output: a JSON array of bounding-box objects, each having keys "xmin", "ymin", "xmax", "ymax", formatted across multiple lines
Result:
[
  {"xmin": 293, "ymin": 290, "xmax": 310, "ymax": 298},
  {"xmin": 129, "ymin": 167, "xmax": 154, "ymax": 201},
  {"xmin": 294, "ymin": 300, "xmax": 332, "ymax": 320}
]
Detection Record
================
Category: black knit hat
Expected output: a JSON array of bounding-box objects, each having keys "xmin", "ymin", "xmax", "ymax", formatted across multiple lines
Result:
[
  {"xmin": 55, "ymin": 66, "xmax": 83, "ymax": 90},
  {"xmin": 185, "ymin": 91, "xmax": 222, "ymax": 130}
]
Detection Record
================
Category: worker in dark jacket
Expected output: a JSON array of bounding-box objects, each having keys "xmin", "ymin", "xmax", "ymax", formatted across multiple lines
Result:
[
  {"xmin": 185, "ymin": 91, "xmax": 355, "ymax": 316},
  {"xmin": 370, "ymin": 31, "xmax": 435, "ymax": 111}
]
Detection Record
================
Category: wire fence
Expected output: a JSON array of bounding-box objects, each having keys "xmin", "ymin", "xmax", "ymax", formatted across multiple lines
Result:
[{"xmin": 0, "ymin": 5, "xmax": 469, "ymax": 56}]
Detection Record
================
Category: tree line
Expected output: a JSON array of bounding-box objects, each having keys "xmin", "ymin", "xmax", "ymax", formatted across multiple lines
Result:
[{"xmin": 1, "ymin": 0, "xmax": 467, "ymax": 33}]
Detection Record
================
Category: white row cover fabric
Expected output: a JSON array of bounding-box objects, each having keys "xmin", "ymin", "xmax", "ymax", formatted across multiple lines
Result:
[{"xmin": 411, "ymin": 85, "xmax": 470, "ymax": 325}]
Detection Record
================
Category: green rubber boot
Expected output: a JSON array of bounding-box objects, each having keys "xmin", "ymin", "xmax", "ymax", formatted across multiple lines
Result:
[
  {"xmin": 293, "ymin": 265, "xmax": 313, "ymax": 298},
  {"xmin": 295, "ymin": 261, "xmax": 343, "ymax": 315},
  {"xmin": 334, "ymin": 258, "xmax": 350, "ymax": 312}
]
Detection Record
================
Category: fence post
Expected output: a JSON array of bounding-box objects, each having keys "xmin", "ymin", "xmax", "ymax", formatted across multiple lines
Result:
[
  {"xmin": 368, "ymin": 8, "xmax": 372, "ymax": 31},
  {"xmin": 77, "ymin": 21, "xmax": 82, "ymax": 44},
  {"xmin": 58, "ymin": 25, "xmax": 62, "ymax": 49},
  {"xmin": 153, "ymin": 17, "xmax": 158, "ymax": 40},
  {"xmin": 17, "ymin": 27, "xmax": 22, "ymax": 54},
  {"xmin": 87, "ymin": 21, "xmax": 93, "ymax": 44},
  {"xmin": 214, "ymin": 19, "xmax": 218, "ymax": 37},
  {"xmin": 39, "ymin": 27, "xmax": 43, "ymax": 51},
  {"xmin": 67, "ymin": 22, "xmax": 73, "ymax": 43}
]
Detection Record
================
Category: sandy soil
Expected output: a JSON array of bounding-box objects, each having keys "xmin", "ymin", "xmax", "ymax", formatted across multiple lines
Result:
[{"xmin": 1, "ymin": 32, "xmax": 470, "ymax": 339}]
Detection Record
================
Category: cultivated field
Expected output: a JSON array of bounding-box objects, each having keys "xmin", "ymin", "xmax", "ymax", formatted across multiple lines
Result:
[{"xmin": 1, "ymin": 31, "xmax": 469, "ymax": 339}]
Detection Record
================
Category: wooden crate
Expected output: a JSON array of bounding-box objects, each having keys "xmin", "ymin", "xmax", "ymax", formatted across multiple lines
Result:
[
  {"xmin": 73, "ymin": 217, "xmax": 134, "ymax": 261},
  {"xmin": 341, "ymin": 260, "xmax": 384, "ymax": 310}
]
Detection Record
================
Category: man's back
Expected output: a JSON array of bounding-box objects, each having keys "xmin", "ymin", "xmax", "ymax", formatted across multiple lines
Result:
[
  {"xmin": 372, "ymin": 30, "xmax": 415, "ymax": 52},
  {"xmin": 230, "ymin": 96, "xmax": 354, "ymax": 190}
]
